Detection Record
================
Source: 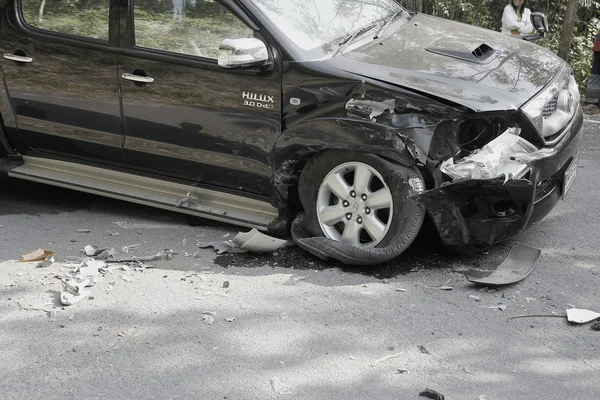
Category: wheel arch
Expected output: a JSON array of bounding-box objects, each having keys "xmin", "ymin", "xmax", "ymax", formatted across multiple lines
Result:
[{"xmin": 270, "ymin": 118, "xmax": 423, "ymax": 215}]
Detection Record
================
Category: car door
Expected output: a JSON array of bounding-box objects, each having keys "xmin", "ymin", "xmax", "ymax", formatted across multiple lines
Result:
[
  {"xmin": 0, "ymin": 0, "xmax": 124, "ymax": 166},
  {"xmin": 118, "ymin": 0, "xmax": 281, "ymax": 197}
]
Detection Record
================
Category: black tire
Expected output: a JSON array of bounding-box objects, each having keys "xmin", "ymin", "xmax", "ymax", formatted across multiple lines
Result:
[{"xmin": 295, "ymin": 150, "xmax": 426, "ymax": 265}]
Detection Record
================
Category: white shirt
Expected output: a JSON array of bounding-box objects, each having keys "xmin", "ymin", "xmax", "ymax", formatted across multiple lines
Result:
[{"xmin": 501, "ymin": 5, "xmax": 533, "ymax": 36}]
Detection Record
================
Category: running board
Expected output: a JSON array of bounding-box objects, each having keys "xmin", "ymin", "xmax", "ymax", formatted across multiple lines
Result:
[{"xmin": 8, "ymin": 156, "xmax": 279, "ymax": 230}]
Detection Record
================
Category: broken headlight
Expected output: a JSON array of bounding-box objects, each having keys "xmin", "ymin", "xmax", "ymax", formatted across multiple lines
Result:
[{"xmin": 441, "ymin": 128, "xmax": 537, "ymax": 180}]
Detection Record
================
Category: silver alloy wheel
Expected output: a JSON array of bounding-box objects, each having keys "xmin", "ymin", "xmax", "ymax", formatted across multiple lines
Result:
[{"xmin": 316, "ymin": 161, "xmax": 394, "ymax": 247}]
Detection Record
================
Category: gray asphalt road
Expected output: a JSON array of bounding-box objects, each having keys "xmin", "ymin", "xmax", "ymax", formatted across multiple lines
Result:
[{"xmin": 1, "ymin": 119, "xmax": 599, "ymax": 400}]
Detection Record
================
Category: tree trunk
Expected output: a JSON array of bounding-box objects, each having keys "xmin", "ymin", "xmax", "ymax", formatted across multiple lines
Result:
[{"xmin": 557, "ymin": 0, "xmax": 579, "ymax": 61}]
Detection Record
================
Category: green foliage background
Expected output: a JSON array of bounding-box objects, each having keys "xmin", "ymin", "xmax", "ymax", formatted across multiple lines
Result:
[{"xmin": 403, "ymin": 0, "xmax": 600, "ymax": 89}]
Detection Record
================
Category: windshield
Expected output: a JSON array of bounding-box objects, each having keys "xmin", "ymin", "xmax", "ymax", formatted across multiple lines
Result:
[{"xmin": 251, "ymin": 0, "xmax": 405, "ymax": 59}]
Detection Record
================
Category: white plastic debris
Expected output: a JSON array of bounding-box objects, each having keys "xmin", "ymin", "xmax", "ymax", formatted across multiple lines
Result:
[
  {"xmin": 60, "ymin": 278, "xmax": 91, "ymax": 306},
  {"xmin": 202, "ymin": 312, "xmax": 216, "ymax": 325},
  {"xmin": 198, "ymin": 229, "xmax": 287, "ymax": 255},
  {"xmin": 441, "ymin": 129, "xmax": 537, "ymax": 181},
  {"xmin": 566, "ymin": 308, "xmax": 600, "ymax": 324},
  {"xmin": 371, "ymin": 352, "xmax": 403, "ymax": 366},
  {"xmin": 270, "ymin": 377, "xmax": 292, "ymax": 395}
]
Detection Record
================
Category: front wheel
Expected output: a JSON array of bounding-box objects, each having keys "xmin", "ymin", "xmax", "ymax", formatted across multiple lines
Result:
[{"xmin": 295, "ymin": 151, "xmax": 426, "ymax": 265}]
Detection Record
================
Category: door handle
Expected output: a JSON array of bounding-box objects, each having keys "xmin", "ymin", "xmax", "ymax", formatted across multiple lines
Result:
[
  {"xmin": 121, "ymin": 73, "xmax": 154, "ymax": 84},
  {"xmin": 3, "ymin": 53, "xmax": 33, "ymax": 63}
]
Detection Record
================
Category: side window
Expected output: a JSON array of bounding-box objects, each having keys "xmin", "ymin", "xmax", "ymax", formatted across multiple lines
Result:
[
  {"xmin": 134, "ymin": 0, "xmax": 253, "ymax": 59},
  {"xmin": 20, "ymin": 0, "xmax": 110, "ymax": 40}
]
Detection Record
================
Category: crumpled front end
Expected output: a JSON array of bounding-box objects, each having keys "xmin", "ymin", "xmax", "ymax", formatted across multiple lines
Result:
[
  {"xmin": 342, "ymin": 65, "xmax": 583, "ymax": 248},
  {"xmin": 419, "ymin": 103, "xmax": 582, "ymax": 246}
]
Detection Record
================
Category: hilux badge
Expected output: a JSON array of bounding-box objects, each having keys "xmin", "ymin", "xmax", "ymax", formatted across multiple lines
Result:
[{"xmin": 242, "ymin": 91, "xmax": 275, "ymax": 109}]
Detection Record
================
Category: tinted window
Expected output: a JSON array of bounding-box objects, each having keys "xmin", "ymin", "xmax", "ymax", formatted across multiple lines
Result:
[
  {"xmin": 21, "ymin": 0, "xmax": 110, "ymax": 40},
  {"xmin": 134, "ymin": 0, "xmax": 253, "ymax": 59}
]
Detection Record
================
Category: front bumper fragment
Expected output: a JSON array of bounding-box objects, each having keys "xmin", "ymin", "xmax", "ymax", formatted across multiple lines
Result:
[{"xmin": 418, "ymin": 104, "xmax": 583, "ymax": 246}]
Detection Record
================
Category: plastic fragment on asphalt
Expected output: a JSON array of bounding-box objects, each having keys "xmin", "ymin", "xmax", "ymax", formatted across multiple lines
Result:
[
  {"xmin": 418, "ymin": 345, "xmax": 431, "ymax": 355},
  {"xmin": 105, "ymin": 249, "xmax": 175, "ymax": 263},
  {"xmin": 121, "ymin": 243, "xmax": 142, "ymax": 253},
  {"xmin": 425, "ymin": 279, "xmax": 452, "ymax": 290},
  {"xmin": 397, "ymin": 369, "xmax": 409, "ymax": 374},
  {"xmin": 198, "ymin": 229, "xmax": 287, "ymax": 255},
  {"xmin": 371, "ymin": 352, "xmax": 403, "ymax": 366},
  {"xmin": 465, "ymin": 243, "xmax": 541, "ymax": 286},
  {"xmin": 270, "ymin": 377, "xmax": 292, "ymax": 395},
  {"xmin": 232, "ymin": 229, "xmax": 288, "ymax": 253},
  {"xmin": 60, "ymin": 278, "xmax": 91, "ymax": 306},
  {"xmin": 468, "ymin": 295, "xmax": 481, "ymax": 302},
  {"xmin": 202, "ymin": 312, "xmax": 216, "ymax": 325},
  {"xmin": 464, "ymin": 366, "xmax": 483, "ymax": 374},
  {"xmin": 83, "ymin": 245, "xmax": 107, "ymax": 257},
  {"xmin": 419, "ymin": 388, "xmax": 445, "ymax": 400},
  {"xmin": 76, "ymin": 229, "xmax": 91, "ymax": 233},
  {"xmin": 525, "ymin": 297, "xmax": 537, "ymax": 302},
  {"xmin": 566, "ymin": 308, "xmax": 600, "ymax": 324},
  {"xmin": 21, "ymin": 248, "xmax": 55, "ymax": 262},
  {"xmin": 396, "ymin": 288, "xmax": 407, "ymax": 292},
  {"xmin": 225, "ymin": 317, "xmax": 236, "ymax": 322}
]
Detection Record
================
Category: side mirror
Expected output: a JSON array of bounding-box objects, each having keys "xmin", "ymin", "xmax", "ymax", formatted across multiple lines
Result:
[
  {"xmin": 218, "ymin": 37, "xmax": 269, "ymax": 69},
  {"xmin": 531, "ymin": 12, "xmax": 548, "ymax": 35}
]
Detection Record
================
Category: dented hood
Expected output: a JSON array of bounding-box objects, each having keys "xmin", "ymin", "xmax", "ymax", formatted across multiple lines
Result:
[{"xmin": 326, "ymin": 13, "xmax": 567, "ymax": 112}]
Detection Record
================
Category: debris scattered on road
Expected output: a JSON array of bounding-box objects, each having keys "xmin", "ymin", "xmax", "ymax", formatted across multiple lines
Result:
[
  {"xmin": 76, "ymin": 229, "xmax": 91, "ymax": 233},
  {"xmin": 566, "ymin": 308, "xmax": 600, "ymax": 324},
  {"xmin": 105, "ymin": 249, "xmax": 175, "ymax": 263},
  {"xmin": 181, "ymin": 238, "xmax": 187, "ymax": 247},
  {"xmin": 112, "ymin": 221, "xmax": 130, "ymax": 229},
  {"xmin": 83, "ymin": 245, "xmax": 107, "ymax": 257},
  {"xmin": 21, "ymin": 248, "xmax": 54, "ymax": 262},
  {"xmin": 425, "ymin": 279, "xmax": 453, "ymax": 290},
  {"xmin": 498, "ymin": 304, "xmax": 508, "ymax": 311},
  {"xmin": 418, "ymin": 345, "xmax": 431, "ymax": 355},
  {"xmin": 397, "ymin": 369, "xmax": 409, "ymax": 374},
  {"xmin": 525, "ymin": 297, "xmax": 537, "ymax": 302},
  {"xmin": 198, "ymin": 229, "xmax": 287, "ymax": 255},
  {"xmin": 419, "ymin": 388, "xmax": 445, "ymax": 400},
  {"xmin": 222, "ymin": 281, "xmax": 230, "ymax": 288},
  {"xmin": 507, "ymin": 313, "xmax": 566, "ymax": 322},
  {"xmin": 175, "ymin": 191, "xmax": 193, "ymax": 208},
  {"xmin": 109, "ymin": 231, "xmax": 120, "ymax": 236},
  {"xmin": 202, "ymin": 312, "xmax": 216, "ymax": 325},
  {"xmin": 280, "ymin": 312, "xmax": 289, "ymax": 319},
  {"xmin": 225, "ymin": 317, "xmax": 236, "ymax": 322},
  {"xmin": 464, "ymin": 366, "xmax": 482, "ymax": 374},
  {"xmin": 395, "ymin": 288, "xmax": 407, "ymax": 292},
  {"xmin": 468, "ymin": 294, "xmax": 481, "ymax": 302},
  {"xmin": 121, "ymin": 243, "xmax": 142, "ymax": 253},
  {"xmin": 465, "ymin": 243, "xmax": 541, "ymax": 286},
  {"xmin": 121, "ymin": 275, "xmax": 134, "ymax": 282},
  {"xmin": 591, "ymin": 321, "xmax": 600, "ymax": 331},
  {"xmin": 60, "ymin": 278, "xmax": 91, "ymax": 306},
  {"xmin": 371, "ymin": 352, "xmax": 403, "ymax": 366},
  {"xmin": 232, "ymin": 229, "xmax": 288, "ymax": 252},
  {"xmin": 270, "ymin": 377, "xmax": 292, "ymax": 395}
]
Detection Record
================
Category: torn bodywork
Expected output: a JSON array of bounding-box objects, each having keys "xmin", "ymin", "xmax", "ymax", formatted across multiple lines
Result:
[{"xmin": 280, "ymin": 67, "xmax": 581, "ymax": 263}]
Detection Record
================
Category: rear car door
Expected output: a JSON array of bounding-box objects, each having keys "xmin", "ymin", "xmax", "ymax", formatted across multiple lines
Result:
[
  {"xmin": 118, "ymin": 0, "xmax": 281, "ymax": 196},
  {"xmin": 0, "ymin": 0, "xmax": 123, "ymax": 166}
]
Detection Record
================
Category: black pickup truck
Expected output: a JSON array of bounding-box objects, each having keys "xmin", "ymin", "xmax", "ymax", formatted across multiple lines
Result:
[{"xmin": 0, "ymin": 0, "xmax": 582, "ymax": 264}]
